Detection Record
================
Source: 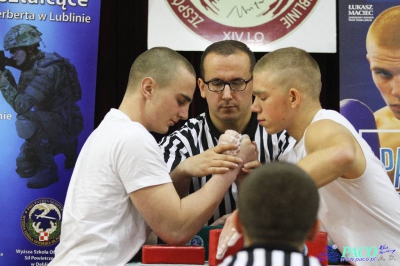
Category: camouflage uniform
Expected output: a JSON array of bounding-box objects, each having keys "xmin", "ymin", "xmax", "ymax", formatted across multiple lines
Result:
[{"xmin": 0, "ymin": 24, "xmax": 83, "ymax": 188}]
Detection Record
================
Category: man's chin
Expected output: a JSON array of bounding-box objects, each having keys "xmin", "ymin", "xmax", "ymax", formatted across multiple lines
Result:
[
  {"xmin": 218, "ymin": 112, "xmax": 239, "ymax": 121},
  {"xmin": 262, "ymin": 124, "xmax": 282, "ymax": 135},
  {"xmin": 264, "ymin": 128, "xmax": 278, "ymax": 135},
  {"xmin": 151, "ymin": 126, "xmax": 169, "ymax": 135},
  {"xmin": 159, "ymin": 128, "xmax": 170, "ymax": 135},
  {"xmin": 393, "ymin": 112, "xmax": 400, "ymax": 121}
]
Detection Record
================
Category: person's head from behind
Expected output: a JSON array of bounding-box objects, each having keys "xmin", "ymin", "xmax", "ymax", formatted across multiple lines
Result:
[
  {"xmin": 234, "ymin": 162, "xmax": 320, "ymax": 250},
  {"xmin": 366, "ymin": 6, "xmax": 400, "ymax": 120},
  {"xmin": 198, "ymin": 40, "xmax": 256, "ymax": 130},
  {"xmin": 124, "ymin": 47, "xmax": 196, "ymax": 134},
  {"xmin": 251, "ymin": 47, "xmax": 322, "ymax": 136}
]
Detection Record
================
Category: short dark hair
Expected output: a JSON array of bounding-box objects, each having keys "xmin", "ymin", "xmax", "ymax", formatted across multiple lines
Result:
[
  {"xmin": 128, "ymin": 46, "xmax": 195, "ymax": 90},
  {"xmin": 200, "ymin": 40, "xmax": 255, "ymax": 78},
  {"xmin": 238, "ymin": 162, "xmax": 319, "ymax": 246}
]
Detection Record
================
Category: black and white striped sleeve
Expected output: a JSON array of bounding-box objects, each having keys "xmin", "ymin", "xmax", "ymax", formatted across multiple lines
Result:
[
  {"xmin": 159, "ymin": 116, "xmax": 206, "ymax": 172},
  {"xmin": 219, "ymin": 249, "xmax": 322, "ymax": 266}
]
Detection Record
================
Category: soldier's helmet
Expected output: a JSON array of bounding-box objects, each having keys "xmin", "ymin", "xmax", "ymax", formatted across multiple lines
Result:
[{"xmin": 3, "ymin": 24, "xmax": 42, "ymax": 51}]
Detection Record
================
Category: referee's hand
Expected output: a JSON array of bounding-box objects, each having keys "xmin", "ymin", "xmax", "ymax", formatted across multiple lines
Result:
[{"xmin": 216, "ymin": 210, "xmax": 242, "ymax": 260}]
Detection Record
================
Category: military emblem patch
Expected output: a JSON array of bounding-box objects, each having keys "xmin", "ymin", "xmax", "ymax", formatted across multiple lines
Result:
[{"xmin": 21, "ymin": 198, "xmax": 63, "ymax": 247}]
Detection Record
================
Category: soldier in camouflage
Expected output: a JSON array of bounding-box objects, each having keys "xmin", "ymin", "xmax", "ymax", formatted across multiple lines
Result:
[{"xmin": 0, "ymin": 24, "xmax": 84, "ymax": 188}]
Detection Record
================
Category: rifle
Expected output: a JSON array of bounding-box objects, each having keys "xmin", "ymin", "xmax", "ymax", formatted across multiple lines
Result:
[{"xmin": 0, "ymin": 50, "xmax": 12, "ymax": 71}]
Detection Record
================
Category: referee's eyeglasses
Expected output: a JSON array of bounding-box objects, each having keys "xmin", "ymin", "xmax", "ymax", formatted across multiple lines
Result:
[{"xmin": 202, "ymin": 77, "xmax": 253, "ymax": 92}]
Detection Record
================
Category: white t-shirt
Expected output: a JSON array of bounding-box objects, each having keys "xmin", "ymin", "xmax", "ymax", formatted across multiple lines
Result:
[{"xmin": 50, "ymin": 109, "xmax": 172, "ymax": 266}]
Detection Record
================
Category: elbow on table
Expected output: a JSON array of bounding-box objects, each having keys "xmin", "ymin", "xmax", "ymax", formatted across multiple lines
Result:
[{"xmin": 158, "ymin": 230, "xmax": 192, "ymax": 246}]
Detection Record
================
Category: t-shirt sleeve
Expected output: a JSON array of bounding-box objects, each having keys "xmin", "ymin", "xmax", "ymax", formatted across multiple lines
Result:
[{"xmin": 112, "ymin": 125, "xmax": 172, "ymax": 194}]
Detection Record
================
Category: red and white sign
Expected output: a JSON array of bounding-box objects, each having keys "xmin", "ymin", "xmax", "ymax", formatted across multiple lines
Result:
[
  {"xmin": 39, "ymin": 231, "xmax": 49, "ymax": 242},
  {"xmin": 148, "ymin": 0, "xmax": 336, "ymax": 52}
]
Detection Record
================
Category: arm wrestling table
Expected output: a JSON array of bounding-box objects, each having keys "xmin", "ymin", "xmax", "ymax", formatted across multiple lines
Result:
[{"xmin": 126, "ymin": 226, "xmax": 329, "ymax": 266}]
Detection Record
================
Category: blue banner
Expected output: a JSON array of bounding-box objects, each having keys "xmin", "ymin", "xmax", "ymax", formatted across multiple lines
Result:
[
  {"xmin": 339, "ymin": 0, "xmax": 400, "ymax": 194},
  {"xmin": 0, "ymin": 2, "xmax": 101, "ymax": 265}
]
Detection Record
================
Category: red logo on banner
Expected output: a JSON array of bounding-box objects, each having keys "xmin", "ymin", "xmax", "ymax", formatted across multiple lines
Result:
[
  {"xmin": 166, "ymin": 0, "xmax": 319, "ymax": 46},
  {"xmin": 39, "ymin": 231, "xmax": 49, "ymax": 241}
]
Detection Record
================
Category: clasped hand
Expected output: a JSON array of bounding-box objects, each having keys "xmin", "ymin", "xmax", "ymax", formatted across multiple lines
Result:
[
  {"xmin": 178, "ymin": 130, "xmax": 258, "ymax": 178},
  {"xmin": 220, "ymin": 130, "xmax": 260, "ymax": 186},
  {"xmin": 214, "ymin": 131, "xmax": 259, "ymax": 260},
  {"xmin": 219, "ymin": 130, "xmax": 258, "ymax": 165}
]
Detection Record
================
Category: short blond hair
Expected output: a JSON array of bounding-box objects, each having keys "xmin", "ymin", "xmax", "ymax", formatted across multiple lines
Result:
[
  {"xmin": 126, "ymin": 47, "xmax": 195, "ymax": 94},
  {"xmin": 367, "ymin": 6, "xmax": 400, "ymax": 49},
  {"xmin": 254, "ymin": 47, "xmax": 321, "ymax": 100}
]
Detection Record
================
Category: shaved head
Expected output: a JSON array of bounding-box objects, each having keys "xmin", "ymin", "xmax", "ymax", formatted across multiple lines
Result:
[
  {"xmin": 126, "ymin": 47, "xmax": 195, "ymax": 94},
  {"xmin": 367, "ymin": 6, "xmax": 400, "ymax": 50}
]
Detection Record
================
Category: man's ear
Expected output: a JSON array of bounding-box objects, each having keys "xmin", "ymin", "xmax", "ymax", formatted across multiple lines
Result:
[
  {"xmin": 305, "ymin": 219, "xmax": 320, "ymax": 242},
  {"xmin": 198, "ymin": 77, "xmax": 207, "ymax": 99},
  {"xmin": 289, "ymin": 88, "xmax": 301, "ymax": 108},
  {"xmin": 26, "ymin": 45, "xmax": 35, "ymax": 55},
  {"xmin": 141, "ymin": 77, "xmax": 155, "ymax": 99},
  {"xmin": 232, "ymin": 209, "xmax": 244, "ymax": 234}
]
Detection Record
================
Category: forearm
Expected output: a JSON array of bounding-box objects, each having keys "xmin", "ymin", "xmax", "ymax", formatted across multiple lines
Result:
[
  {"xmin": 1, "ymin": 84, "xmax": 37, "ymax": 114},
  {"xmin": 134, "ymin": 167, "xmax": 239, "ymax": 246},
  {"xmin": 8, "ymin": 92, "xmax": 36, "ymax": 114},
  {"xmin": 0, "ymin": 69, "xmax": 28, "ymax": 113},
  {"xmin": 170, "ymin": 164, "xmax": 192, "ymax": 198},
  {"xmin": 1, "ymin": 81, "xmax": 17, "ymax": 106},
  {"xmin": 161, "ymin": 168, "xmax": 239, "ymax": 244},
  {"xmin": 137, "ymin": 132, "xmax": 253, "ymax": 244}
]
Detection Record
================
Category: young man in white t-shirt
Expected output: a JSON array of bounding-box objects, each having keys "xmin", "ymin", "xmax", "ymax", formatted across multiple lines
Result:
[{"xmin": 50, "ymin": 47, "xmax": 257, "ymax": 266}]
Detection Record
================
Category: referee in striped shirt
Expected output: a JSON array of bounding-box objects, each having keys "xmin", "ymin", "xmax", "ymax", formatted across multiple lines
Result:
[
  {"xmin": 159, "ymin": 40, "xmax": 294, "ymax": 225},
  {"xmin": 219, "ymin": 162, "xmax": 322, "ymax": 266}
]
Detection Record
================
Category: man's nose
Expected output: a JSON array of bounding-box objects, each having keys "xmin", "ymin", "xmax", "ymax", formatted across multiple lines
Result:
[
  {"xmin": 178, "ymin": 107, "xmax": 188, "ymax": 120},
  {"xmin": 251, "ymin": 98, "xmax": 260, "ymax": 112},
  {"xmin": 392, "ymin": 75, "xmax": 400, "ymax": 98},
  {"xmin": 222, "ymin": 84, "xmax": 233, "ymax": 100}
]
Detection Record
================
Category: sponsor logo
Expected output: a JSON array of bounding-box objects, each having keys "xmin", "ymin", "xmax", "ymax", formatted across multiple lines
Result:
[
  {"xmin": 166, "ymin": 0, "xmax": 319, "ymax": 45},
  {"xmin": 21, "ymin": 198, "xmax": 63, "ymax": 246},
  {"xmin": 187, "ymin": 234, "xmax": 205, "ymax": 246}
]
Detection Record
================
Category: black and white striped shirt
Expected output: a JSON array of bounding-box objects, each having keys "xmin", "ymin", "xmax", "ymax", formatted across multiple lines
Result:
[
  {"xmin": 159, "ymin": 110, "xmax": 294, "ymax": 224},
  {"xmin": 219, "ymin": 245, "xmax": 322, "ymax": 266}
]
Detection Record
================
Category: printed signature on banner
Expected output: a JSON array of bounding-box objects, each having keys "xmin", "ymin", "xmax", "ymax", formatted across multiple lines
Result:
[{"xmin": 167, "ymin": 0, "xmax": 319, "ymax": 45}]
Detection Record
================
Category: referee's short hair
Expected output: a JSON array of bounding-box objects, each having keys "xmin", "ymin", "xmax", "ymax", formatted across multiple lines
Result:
[
  {"xmin": 200, "ymin": 40, "xmax": 256, "ymax": 78},
  {"xmin": 238, "ymin": 162, "xmax": 319, "ymax": 246}
]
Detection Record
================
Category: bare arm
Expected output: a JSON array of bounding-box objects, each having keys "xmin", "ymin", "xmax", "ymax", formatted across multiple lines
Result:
[
  {"xmin": 130, "ymin": 133, "xmax": 257, "ymax": 245},
  {"xmin": 215, "ymin": 120, "xmax": 367, "ymax": 259},
  {"xmin": 235, "ymin": 140, "xmax": 260, "ymax": 187},
  {"xmin": 297, "ymin": 119, "xmax": 366, "ymax": 187}
]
